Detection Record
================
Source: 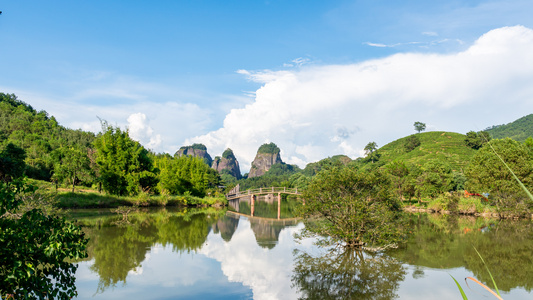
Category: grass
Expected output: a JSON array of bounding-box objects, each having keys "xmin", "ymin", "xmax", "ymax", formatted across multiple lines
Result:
[{"xmin": 54, "ymin": 191, "xmax": 227, "ymax": 209}]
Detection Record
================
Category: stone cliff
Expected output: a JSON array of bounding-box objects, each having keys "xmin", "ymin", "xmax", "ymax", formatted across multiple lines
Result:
[
  {"xmin": 211, "ymin": 148, "xmax": 242, "ymax": 179},
  {"xmin": 174, "ymin": 143, "xmax": 213, "ymax": 165},
  {"xmin": 248, "ymin": 142, "xmax": 283, "ymax": 178}
]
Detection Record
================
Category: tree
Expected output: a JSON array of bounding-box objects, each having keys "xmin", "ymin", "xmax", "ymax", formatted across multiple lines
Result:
[
  {"xmin": 93, "ymin": 121, "xmax": 158, "ymax": 196},
  {"xmin": 404, "ymin": 134, "xmax": 421, "ymax": 152},
  {"xmin": 0, "ymin": 148, "xmax": 87, "ymax": 298},
  {"xmin": 52, "ymin": 146, "xmax": 93, "ymax": 192},
  {"xmin": 465, "ymin": 138, "xmax": 533, "ymax": 211},
  {"xmin": 364, "ymin": 141, "xmax": 379, "ymax": 163},
  {"xmin": 464, "ymin": 130, "xmax": 492, "ymax": 150},
  {"xmin": 299, "ymin": 166, "xmax": 407, "ymax": 249},
  {"xmin": 414, "ymin": 121, "xmax": 426, "ymax": 133}
]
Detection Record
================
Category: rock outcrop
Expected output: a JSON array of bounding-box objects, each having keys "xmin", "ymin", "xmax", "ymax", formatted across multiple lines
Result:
[
  {"xmin": 248, "ymin": 142, "xmax": 283, "ymax": 178},
  {"xmin": 174, "ymin": 143, "xmax": 213, "ymax": 165},
  {"xmin": 211, "ymin": 148, "xmax": 242, "ymax": 179}
]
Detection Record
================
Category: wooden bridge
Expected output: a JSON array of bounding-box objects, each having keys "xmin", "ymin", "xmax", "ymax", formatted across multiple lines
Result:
[{"xmin": 225, "ymin": 185, "xmax": 301, "ymax": 200}]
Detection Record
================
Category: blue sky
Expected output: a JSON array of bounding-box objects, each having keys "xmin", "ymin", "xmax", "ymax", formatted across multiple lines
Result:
[{"xmin": 2, "ymin": 0, "xmax": 533, "ymax": 172}]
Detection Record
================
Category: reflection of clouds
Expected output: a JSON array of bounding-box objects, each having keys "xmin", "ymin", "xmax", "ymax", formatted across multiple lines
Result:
[{"xmin": 200, "ymin": 218, "xmax": 312, "ymax": 300}]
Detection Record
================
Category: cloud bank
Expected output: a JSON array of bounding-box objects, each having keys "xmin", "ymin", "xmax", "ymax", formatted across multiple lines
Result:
[{"xmin": 188, "ymin": 26, "xmax": 533, "ymax": 173}]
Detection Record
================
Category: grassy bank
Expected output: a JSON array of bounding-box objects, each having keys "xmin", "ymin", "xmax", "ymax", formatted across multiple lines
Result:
[{"xmin": 54, "ymin": 191, "xmax": 227, "ymax": 209}]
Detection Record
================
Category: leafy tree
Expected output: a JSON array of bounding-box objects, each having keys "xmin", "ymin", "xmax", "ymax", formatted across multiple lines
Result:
[
  {"xmin": 404, "ymin": 134, "xmax": 421, "ymax": 152},
  {"xmin": 385, "ymin": 160, "xmax": 415, "ymax": 200},
  {"xmin": 465, "ymin": 138, "xmax": 533, "ymax": 211},
  {"xmin": 93, "ymin": 121, "xmax": 158, "ymax": 196},
  {"xmin": 414, "ymin": 121, "xmax": 426, "ymax": 133},
  {"xmin": 52, "ymin": 146, "xmax": 93, "ymax": 192},
  {"xmin": 416, "ymin": 161, "xmax": 454, "ymax": 199},
  {"xmin": 364, "ymin": 141, "xmax": 379, "ymax": 163},
  {"xmin": 0, "ymin": 147, "xmax": 87, "ymax": 298},
  {"xmin": 299, "ymin": 166, "xmax": 407, "ymax": 249},
  {"xmin": 464, "ymin": 130, "xmax": 491, "ymax": 150}
]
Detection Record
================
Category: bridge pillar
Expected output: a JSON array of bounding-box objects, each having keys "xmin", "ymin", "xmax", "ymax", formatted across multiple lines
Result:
[
  {"xmin": 277, "ymin": 193, "xmax": 281, "ymax": 219},
  {"xmin": 251, "ymin": 194, "xmax": 255, "ymax": 217}
]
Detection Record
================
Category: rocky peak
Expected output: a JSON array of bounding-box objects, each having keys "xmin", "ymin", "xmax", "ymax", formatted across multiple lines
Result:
[
  {"xmin": 212, "ymin": 148, "xmax": 242, "ymax": 179},
  {"xmin": 174, "ymin": 143, "xmax": 213, "ymax": 165},
  {"xmin": 248, "ymin": 142, "xmax": 283, "ymax": 178}
]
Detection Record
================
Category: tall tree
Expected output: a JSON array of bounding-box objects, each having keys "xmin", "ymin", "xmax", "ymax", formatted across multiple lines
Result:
[
  {"xmin": 364, "ymin": 141, "xmax": 379, "ymax": 163},
  {"xmin": 93, "ymin": 121, "xmax": 158, "ymax": 196},
  {"xmin": 52, "ymin": 146, "xmax": 93, "ymax": 192},
  {"xmin": 299, "ymin": 166, "xmax": 407, "ymax": 249},
  {"xmin": 414, "ymin": 121, "xmax": 426, "ymax": 133}
]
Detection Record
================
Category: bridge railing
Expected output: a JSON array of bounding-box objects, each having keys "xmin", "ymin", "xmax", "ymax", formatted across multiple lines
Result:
[{"xmin": 226, "ymin": 186, "xmax": 301, "ymax": 200}]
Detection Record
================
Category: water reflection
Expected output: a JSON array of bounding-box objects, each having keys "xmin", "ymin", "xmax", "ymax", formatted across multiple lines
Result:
[
  {"xmin": 389, "ymin": 214, "xmax": 533, "ymax": 293},
  {"xmin": 71, "ymin": 208, "xmax": 533, "ymax": 299},
  {"xmin": 292, "ymin": 249, "xmax": 406, "ymax": 299}
]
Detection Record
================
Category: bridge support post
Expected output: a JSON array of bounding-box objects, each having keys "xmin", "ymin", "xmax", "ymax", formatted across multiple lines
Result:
[
  {"xmin": 277, "ymin": 193, "xmax": 281, "ymax": 219},
  {"xmin": 251, "ymin": 194, "xmax": 255, "ymax": 217}
]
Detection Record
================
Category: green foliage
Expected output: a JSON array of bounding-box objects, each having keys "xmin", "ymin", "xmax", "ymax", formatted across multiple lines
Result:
[
  {"xmin": 373, "ymin": 131, "xmax": 477, "ymax": 171},
  {"xmin": 364, "ymin": 141, "xmax": 380, "ymax": 163},
  {"xmin": 465, "ymin": 138, "xmax": 533, "ymax": 212},
  {"xmin": 0, "ymin": 93, "xmax": 96, "ymax": 181},
  {"xmin": 301, "ymin": 155, "xmax": 352, "ymax": 176},
  {"xmin": 414, "ymin": 121, "xmax": 426, "ymax": 133},
  {"xmin": 222, "ymin": 148, "xmax": 236, "ymax": 159},
  {"xmin": 404, "ymin": 134, "xmax": 421, "ymax": 152},
  {"xmin": 52, "ymin": 146, "xmax": 93, "ymax": 192},
  {"xmin": 416, "ymin": 161, "xmax": 455, "ymax": 199},
  {"xmin": 485, "ymin": 113, "xmax": 533, "ymax": 142},
  {"xmin": 257, "ymin": 142, "xmax": 280, "ymax": 154},
  {"xmin": 464, "ymin": 130, "xmax": 491, "ymax": 150},
  {"xmin": 0, "ymin": 143, "xmax": 27, "ymax": 181},
  {"xmin": 93, "ymin": 121, "xmax": 158, "ymax": 196},
  {"xmin": 299, "ymin": 166, "xmax": 407, "ymax": 249},
  {"xmin": 236, "ymin": 163, "xmax": 300, "ymax": 190},
  {"xmin": 0, "ymin": 179, "xmax": 88, "ymax": 299},
  {"xmin": 155, "ymin": 154, "xmax": 221, "ymax": 197},
  {"xmin": 190, "ymin": 143, "xmax": 207, "ymax": 150}
]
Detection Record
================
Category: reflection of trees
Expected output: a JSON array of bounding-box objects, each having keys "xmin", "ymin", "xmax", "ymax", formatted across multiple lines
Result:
[
  {"xmin": 76, "ymin": 208, "xmax": 223, "ymax": 293},
  {"xmin": 389, "ymin": 214, "xmax": 533, "ymax": 292},
  {"xmin": 292, "ymin": 249, "xmax": 406, "ymax": 299},
  {"xmin": 89, "ymin": 220, "xmax": 158, "ymax": 293}
]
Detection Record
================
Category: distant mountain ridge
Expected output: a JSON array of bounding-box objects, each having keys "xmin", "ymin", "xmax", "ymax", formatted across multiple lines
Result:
[{"xmin": 485, "ymin": 114, "xmax": 533, "ymax": 142}]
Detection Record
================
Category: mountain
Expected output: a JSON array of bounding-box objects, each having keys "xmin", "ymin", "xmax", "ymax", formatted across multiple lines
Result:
[
  {"xmin": 485, "ymin": 114, "xmax": 533, "ymax": 142},
  {"xmin": 174, "ymin": 143, "xmax": 213, "ymax": 165},
  {"xmin": 248, "ymin": 142, "xmax": 283, "ymax": 178},
  {"xmin": 212, "ymin": 148, "xmax": 242, "ymax": 179}
]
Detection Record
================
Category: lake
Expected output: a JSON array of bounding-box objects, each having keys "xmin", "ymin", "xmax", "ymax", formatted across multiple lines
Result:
[{"xmin": 70, "ymin": 196, "xmax": 533, "ymax": 299}]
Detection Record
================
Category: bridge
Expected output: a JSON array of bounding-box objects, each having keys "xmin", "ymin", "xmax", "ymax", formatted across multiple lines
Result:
[
  {"xmin": 225, "ymin": 185, "xmax": 301, "ymax": 200},
  {"xmin": 226, "ymin": 185, "xmax": 303, "ymax": 219}
]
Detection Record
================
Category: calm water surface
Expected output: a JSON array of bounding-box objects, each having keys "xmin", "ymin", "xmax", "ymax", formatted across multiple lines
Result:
[{"xmin": 70, "ymin": 197, "xmax": 533, "ymax": 299}]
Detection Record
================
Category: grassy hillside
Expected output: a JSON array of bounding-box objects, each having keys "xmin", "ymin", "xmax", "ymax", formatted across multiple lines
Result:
[
  {"xmin": 377, "ymin": 131, "xmax": 477, "ymax": 171},
  {"xmin": 485, "ymin": 114, "xmax": 533, "ymax": 142}
]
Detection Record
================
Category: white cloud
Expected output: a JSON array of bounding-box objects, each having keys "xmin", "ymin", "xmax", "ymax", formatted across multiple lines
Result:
[
  {"xmin": 188, "ymin": 26, "xmax": 533, "ymax": 173},
  {"xmin": 127, "ymin": 113, "xmax": 162, "ymax": 149}
]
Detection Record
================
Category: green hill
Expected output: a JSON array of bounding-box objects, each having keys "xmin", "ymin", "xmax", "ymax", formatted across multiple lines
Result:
[
  {"xmin": 376, "ymin": 131, "xmax": 477, "ymax": 171},
  {"xmin": 485, "ymin": 114, "xmax": 533, "ymax": 142}
]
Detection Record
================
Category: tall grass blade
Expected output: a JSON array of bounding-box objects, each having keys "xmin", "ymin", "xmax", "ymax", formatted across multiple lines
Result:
[
  {"xmin": 450, "ymin": 275, "xmax": 469, "ymax": 300},
  {"xmin": 473, "ymin": 246, "xmax": 501, "ymax": 297},
  {"xmin": 485, "ymin": 140, "xmax": 533, "ymax": 201},
  {"xmin": 465, "ymin": 276, "xmax": 503, "ymax": 300}
]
